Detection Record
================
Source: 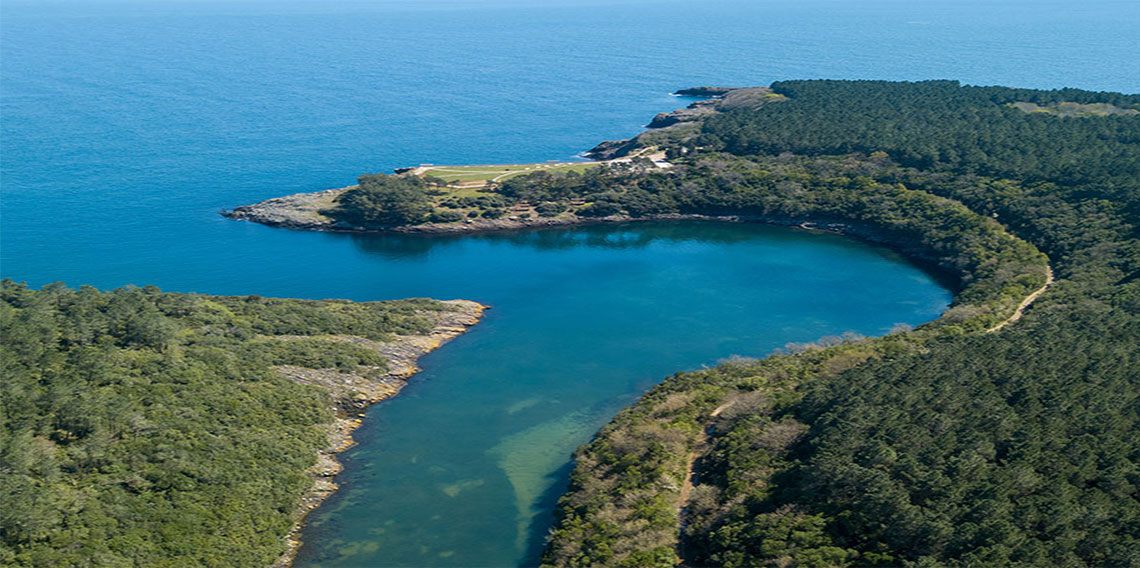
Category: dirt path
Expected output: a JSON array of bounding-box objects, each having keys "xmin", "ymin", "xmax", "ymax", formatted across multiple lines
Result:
[
  {"xmin": 678, "ymin": 401, "xmax": 734, "ymax": 504},
  {"xmin": 987, "ymin": 265, "xmax": 1055, "ymax": 333},
  {"xmin": 676, "ymin": 400, "xmax": 735, "ymax": 560},
  {"xmin": 679, "ymin": 403, "xmax": 735, "ymax": 505},
  {"xmin": 679, "ymin": 451, "xmax": 699, "ymax": 507}
]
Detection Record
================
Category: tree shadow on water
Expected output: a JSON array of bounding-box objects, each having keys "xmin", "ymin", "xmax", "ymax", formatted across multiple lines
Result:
[{"xmin": 344, "ymin": 220, "xmax": 770, "ymax": 261}]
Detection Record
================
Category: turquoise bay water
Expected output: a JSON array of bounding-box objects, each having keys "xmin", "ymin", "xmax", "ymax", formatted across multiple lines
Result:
[
  {"xmin": 289, "ymin": 222, "xmax": 952, "ymax": 567},
  {"xmin": 2, "ymin": 0, "xmax": 1136, "ymax": 566}
]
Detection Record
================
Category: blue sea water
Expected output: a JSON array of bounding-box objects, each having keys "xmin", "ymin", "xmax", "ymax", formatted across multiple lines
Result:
[
  {"xmin": 2, "ymin": 0, "xmax": 1136, "ymax": 566},
  {"xmin": 3, "ymin": 0, "xmax": 1139, "ymax": 290}
]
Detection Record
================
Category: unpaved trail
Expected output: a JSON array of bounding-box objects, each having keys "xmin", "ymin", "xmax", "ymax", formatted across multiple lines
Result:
[
  {"xmin": 678, "ymin": 401, "xmax": 735, "ymax": 513},
  {"xmin": 677, "ymin": 400, "xmax": 736, "ymax": 560},
  {"xmin": 987, "ymin": 265, "xmax": 1055, "ymax": 333},
  {"xmin": 679, "ymin": 451, "xmax": 699, "ymax": 507}
]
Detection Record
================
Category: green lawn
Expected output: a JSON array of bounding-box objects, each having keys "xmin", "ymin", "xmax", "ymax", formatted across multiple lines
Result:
[{"xmin": 419, "ymin": 161, "xmax": 601, "ymax": 185}]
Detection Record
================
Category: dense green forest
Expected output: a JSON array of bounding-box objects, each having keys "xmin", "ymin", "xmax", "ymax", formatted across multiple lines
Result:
[
  {"xmin": 7, "ymin": 80, "xmax": 1139, "ymax": 567},
  {"xmin": 538, "ymin": 81, "xmax": 1140, "ymax": 567},
  {"xmin": 697, "ymin": 81, "xmax": 1140, "ymax": 218},
  {"xmin": 0, "ymin": 283, "xmax": 458, "ymax": 566}
]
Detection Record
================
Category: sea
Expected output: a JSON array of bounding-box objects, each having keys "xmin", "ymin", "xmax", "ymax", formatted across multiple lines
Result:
[{"xmin": 2, "ymin": 0, "xmax": 1136, "ymax": 565}]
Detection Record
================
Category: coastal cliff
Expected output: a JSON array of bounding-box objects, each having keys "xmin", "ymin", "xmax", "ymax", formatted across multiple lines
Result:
[
  {"xmin": 224, "ymin": 187, "xmax": 346, "ymax": 231},
  {"xmin": 585, "ymin": 86, "xmax": 782, "ymax": 159}
]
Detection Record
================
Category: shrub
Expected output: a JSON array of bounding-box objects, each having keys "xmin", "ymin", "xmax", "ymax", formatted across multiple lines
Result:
[{"xmin": 429, "ymin": 209, "xmax": 464, "ymax": 223}]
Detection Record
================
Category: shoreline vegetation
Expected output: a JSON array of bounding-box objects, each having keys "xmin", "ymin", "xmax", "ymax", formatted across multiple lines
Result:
[
  {"xmin": 0, "ymin": 283, "xmax": 484, "ymax": 567},
  {"xmin": 224, "ymin": 80, "xmax": 1139, "ymax": 565},
  {"xmin": 223, "ymin": 84, "xmax": 1057, "ymax": 334},
  {"xmin": 536, "ymin": 82, "xmax": 1139, "ymax": 567},
  {"xmin": 271, "ymin": 299, "xmax": 485, "ymax": 568},
  {"xmin": 7, "ymin": 80, "xmax": 1137, "ymax": 567}
]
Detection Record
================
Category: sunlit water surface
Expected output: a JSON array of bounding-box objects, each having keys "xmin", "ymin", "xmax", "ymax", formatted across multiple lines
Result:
[{"xmin": 2, "ymin": 0, "xmax": 1135, "ymax": 565}]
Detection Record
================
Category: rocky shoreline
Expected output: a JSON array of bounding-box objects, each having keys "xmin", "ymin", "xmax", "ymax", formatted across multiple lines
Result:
[
  {"xmin": 584, "ymin": 86, "xmax": 780, "ymax": 159},
  {"xmin": 223, "ymin": 192, "xmax": 933, "ymax": 258},
  {"xmin": 223, "ymin": 187, "xmax": 347, "ymax": 231},
  {"xmin": 270, "ymin": 300, "xmax": 487, "ymax": 568},
  {"xmin": 222, "ymin": 188, "xmax": 953, "ymax": 281}
]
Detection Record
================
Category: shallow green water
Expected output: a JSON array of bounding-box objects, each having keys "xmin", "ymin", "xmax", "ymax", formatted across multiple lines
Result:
[{"xmin": 293, "ymin": 221, "xmax": 952, "ymax": 567}]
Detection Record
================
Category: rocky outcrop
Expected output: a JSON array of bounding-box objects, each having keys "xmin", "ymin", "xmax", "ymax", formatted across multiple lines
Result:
[
  {"xmin": 646, "ymin": 97, "xmax": 719, "ymax": 128},
  {"xmin": 586, "ymin": 86, "xmax": 782, "ymax": 158},
  {"xmin": 224, "ymin": 189, "xmax": 602, "ymax": 234},
  {"xmin": 714, "ymin": 86, "xmax": 784, "ymax": 110},
  {"xmin": 671, "ymin": 86, "xmax": 781, "ymax": 110},
  {"xmin": 222, "ymin": 187, "xmax": 347, "ymax": 231},
  {"xmin": 582, "ymin": 138, "xmax": 638, "ymax": 160},
  {"xmin": 673, "ymin": 86, "xmax": 735, "ymax": 97}
]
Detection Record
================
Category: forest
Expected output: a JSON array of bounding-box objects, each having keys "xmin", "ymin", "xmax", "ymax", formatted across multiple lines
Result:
[
  {"xmin": 0, "ymin": 283, "xmax": 456, "ymax": 566},
  {"xmin": 540, "ymin": 81, "xmax": 1140, "ymax": 567}
]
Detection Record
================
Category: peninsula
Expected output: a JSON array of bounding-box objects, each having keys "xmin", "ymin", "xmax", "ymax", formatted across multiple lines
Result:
[{"xmin": 221, "ymin": 86, "xmax": 780, "ymax": 235}]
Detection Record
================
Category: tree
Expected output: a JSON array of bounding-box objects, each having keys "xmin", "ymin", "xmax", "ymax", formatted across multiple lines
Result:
[{"xmin": 330, "ymin": 173, "xmax": 433, "ymax": 227}]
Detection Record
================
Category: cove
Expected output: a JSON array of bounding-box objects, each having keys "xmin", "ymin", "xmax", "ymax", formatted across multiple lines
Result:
[
  {"xmin": 290, "ymin": 221, "xmax": 952, "ymax": 567},
  {"xmin": 0, "ymin": 2, "xmax": 1132, "ymax": 566}
]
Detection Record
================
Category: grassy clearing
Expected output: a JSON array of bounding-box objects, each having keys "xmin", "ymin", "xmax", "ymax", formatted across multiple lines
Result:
[
  {"xmin": 1009, "ymin": 101, "xmax": 1140, "ymax": 117},
  {"xmin": 419, "ymin": 161, "xmax": 601, "ymax": 185}
]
